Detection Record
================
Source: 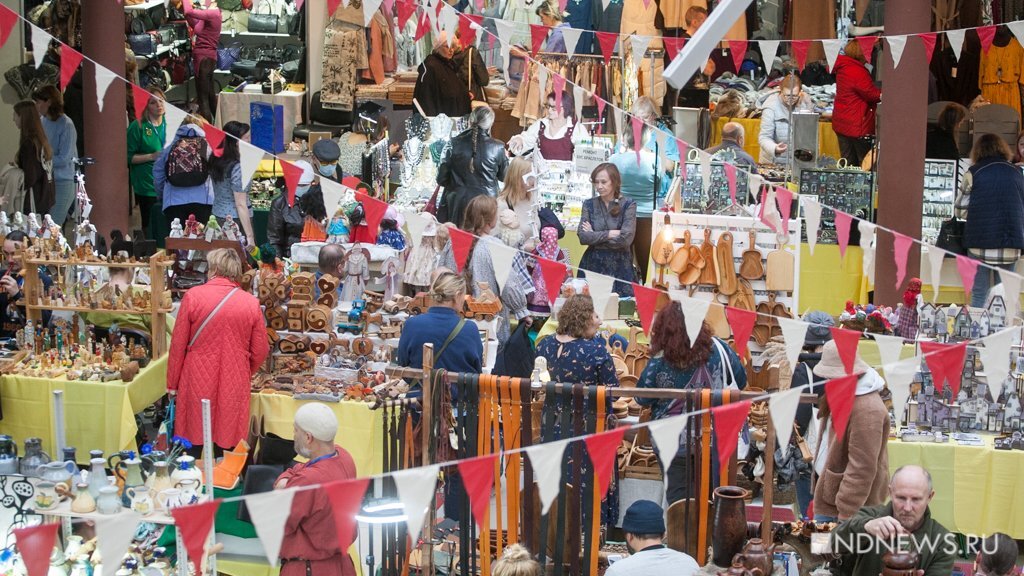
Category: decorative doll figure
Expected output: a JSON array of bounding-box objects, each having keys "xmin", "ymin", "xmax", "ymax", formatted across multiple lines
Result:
[
  {"xmin": 339, "ymin": 245, "xmax": 371, "ymax": 303},
  {"xmin": 222, "ymin": 216, "xmax": 241, "ymax": 241},
  {"xmin": 26, "ymin": 213, "xmax": 40, "ymax": 238},
  {"xmin": 894, "ymin": 278, "xmax": 922, "ymax": 340},
  {"xmin": 375, "ymin": 207, "xmax": 407, "ymax": 251},
  {"xmin": 41, "ymin": 214, "xmax": 57, "ymax": 239},
  {"xmin": 377, "ymin": 256, "xmax": 402, "ymax": 302},
  {"xmin": 404, "ymin": 217, "xmax": 439, "ymax": 293},
  {"xmin": 0, "ymin": 212, "xmax": 10, "ymax": 237},
  {"xmin": 169, "ymin": 218, "xmax": 184, "ymax": 239},
  {"xmin": 327, "ymin": 209, "xmax": 350, "ymax": 243},
  {"xmin": 204, "ymin": 215, "xmax": 222, "ymax": 242},
  {"xmin": 183, "ymin": 215, "xmax": 202, "ymax": 238},
  {"xmin": 11, "ymin": 212, "xmax": 24, "ymax": 234}
]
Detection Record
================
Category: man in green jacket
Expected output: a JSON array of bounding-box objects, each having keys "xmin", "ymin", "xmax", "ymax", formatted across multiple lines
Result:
[{"xmin": 827, "ymin": 465, "xmax": 956, "ymax": 576}]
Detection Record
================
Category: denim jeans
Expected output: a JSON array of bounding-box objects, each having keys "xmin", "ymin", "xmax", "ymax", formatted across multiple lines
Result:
[
  {"xmin": 795, "ymin": 472, "xmax": 812, "ymax": 519},
  {"xmin": 49, "ymin": 179, "xmax": 76, "ymax": 226},
  {"xmin": 971, "ymin": 262, "xmax": 1017, "ymax": 308}
]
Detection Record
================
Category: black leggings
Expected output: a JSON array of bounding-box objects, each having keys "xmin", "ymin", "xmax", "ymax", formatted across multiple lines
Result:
[
  {"xmin": 196, "ymin": 57, "xmax": 217, "ymax": 123},
  {"xmin": 135, "ymin": 194, "xmax": 157, "ymax": 239}
]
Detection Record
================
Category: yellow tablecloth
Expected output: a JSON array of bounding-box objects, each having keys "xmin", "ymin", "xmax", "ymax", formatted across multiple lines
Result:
[
  {"xmin": 249, "ymin": 393, "xmax": 384, "ymax": 476},
  {"xmin": 798, "ymin": 244, "xmax": 871, "ymax": 314},
  {"xmin": 887, "ymin": 434, "xmax": 1024, "ymax": 538},
  {"xmin": 710, "ymin": 117, "xmax": 842, "ymax": 162},
  {"xmin": 0, "ymin": 355, "xmax": 167, "ymax": 464}
]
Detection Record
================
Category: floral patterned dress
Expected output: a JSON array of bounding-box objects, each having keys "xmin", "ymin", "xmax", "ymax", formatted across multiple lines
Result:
[{"xmin": 536, "ymin": 336, "xmax": 618, "ymax": 386}]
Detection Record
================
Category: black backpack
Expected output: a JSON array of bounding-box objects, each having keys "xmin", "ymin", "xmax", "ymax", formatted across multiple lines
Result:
[{"xmin": 165, "ymin": 135, "xmax": 209, "ymax": 187}]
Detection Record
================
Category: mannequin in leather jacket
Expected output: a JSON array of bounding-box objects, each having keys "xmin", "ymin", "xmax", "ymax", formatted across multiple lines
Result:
[{"xmin": 437, "ymin": 106, "xmax": 509, "ymax": 227}]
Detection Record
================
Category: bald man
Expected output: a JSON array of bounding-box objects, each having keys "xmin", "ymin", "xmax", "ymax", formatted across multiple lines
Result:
[
  {"xmin": 828, "ymin": 465, "xmax": 955, "ymax": 576},
  {"xmin": 706, "ymin": 121, "xmax": 759, "ymax": 176},
  {"xmin": 316, "ymin": 243, "xmax": 346, "ymax": 301}
]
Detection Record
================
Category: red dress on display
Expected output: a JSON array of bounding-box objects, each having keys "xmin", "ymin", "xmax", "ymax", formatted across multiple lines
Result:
[{"xmin": 167, "ymin": 276, "xmax": 269, "ymax": 448}]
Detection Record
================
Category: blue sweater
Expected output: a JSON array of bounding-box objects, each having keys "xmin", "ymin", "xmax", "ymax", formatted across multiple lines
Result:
[
  {"xmin": 154, "ymin": 124, "xmax": 212, "ymax": 211},
  {"xmin": 40, "ymin": 115, "xmax": 77, "ymax": 182},
  {"xmin": 963, "ymin": 157, "xmax": 1024, "ymax": 250},
  {"xmin": 397, "ymin": 307, "xmax": 483, "ymax": 374}
]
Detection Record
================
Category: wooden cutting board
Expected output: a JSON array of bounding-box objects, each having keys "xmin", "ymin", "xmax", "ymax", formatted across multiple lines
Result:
[
  {"xmin": 766, "ymin": 246, "xmax": 795, "ymax": 292},
  {"xmin": 715, "ymin": 232, "xmax": 739, "ymax": 295},
  {"xmin": 698, "ymin": 228, "xmax": 718, "ymax": 285}
]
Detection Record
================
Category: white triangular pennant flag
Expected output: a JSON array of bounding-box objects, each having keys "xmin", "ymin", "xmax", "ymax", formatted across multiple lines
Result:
[
  {"xmin": 363, "ymin": 0, "xmax": 385, "ymax": 25},
  {"xmin": 927, "ymin": 246, "xmax": 946, "ymax": 302},
  {"xmin": 525, "ymin": 439, "xmax": 570, "ymax": 515},
  {"xmin": 758, "ymin": 40, "xmax": 780, "ymax": 71},
  {"xmin": 671, "ymin": 291, "xmax": 711, "ymax": 347},
  {"xmin": 998, "ymin": 269, "xmax": 1021, "ymax": 321},
  {"xmin": 979, "ymin": 328, "xmax": 1016, "ymax": 401},
  {"xmin": 804, "ymin": 199, "xmax": 822, "ymax": 255},
  {"xmin": 95, "ymin": 66, "xmax": 118, "ymax": 113},
  {"xmin": 495, "ymin": 18, "xmax": 515, "ymax": 47},
  {"xmin": 778, "ymin": 316, "xmax": 808, "ymax": 370},
  {"xmin": 425, "ymin": 0, "xmax": 439, "ymax": 30},
  {"xmin": 96, "ymin": 511, "xmax": 143, "ymax": 576},
  {"xmin": 393, "ymin": 464, "xmax": 440, "ymax": 541},
  {"xmin": 747, "ymin": 172, "xmax": 763, "ymax": 202},
  {"xmin": 699, "ymin": 152, "xmax": 712, "ymax": 195},
  {"xmin": 946, "ymin": 29, "xmax": 966, "ymax": 62},
  {"xmin": 648, "ymin": 415, "xmax": 688, "ymax": 472},
  {"xmin": 487, "ymin": 241, "xmax": 517, "ymax": 292},
  {"xmin": 246, "ymin": 488, "xmax": 295, "ymax": 566},
  {"xmin": 613, "ymin": 107, "xmax": 624, "ymax": 135},
  {"xmin": 536, "ymin": 65, "xmax": 549, "ymax": 101},
  {"xmin": 588, "ymin": 270, "xmax": 618, "ymax": 320},
  {"xmin": 769, "ymin": 386, "xmax": 803, "ymax": 458},
  {"xmin": 31, "ymin": 26, "xmax": 53, "ymax": 70},
  {"xmin": 655, "ymin": 128, "xmax": 670, "ymax": 168},
  {"xmin": 874, "ymin": 334, "xmax": 907, "ymax": 378},
  {"xmin": 403, "ymin": 209, "xmax": 430, "ymax": 245},
  {"xmin": 888, "ymin": 35, "xmax": 908, "ymax": 69},
  {"xmin": 858, "ymin": 221, "xmax": 876, "ymax": 284},
  {"xmin": 1008, "ymin": 22, "xmax": 1024, "ymax": 49},
  {"xmin": 239, "ymin": 141, "xmax": 265, "ymax": 188},
  {"xmin": 563, "ymin": 27, "xmax": 584, "ymax": 60},
  {"xmin": 164, "ymin": 103, "xmax": 188, "ymax": 142},
  {"xmin": 886, "ymin": 355, "xmax": 920, "ymax": 426},
  {"xmin": 630, "ymin": 35, "xmax": 652, "ymax": 69},
  {"xmin": 440, "ymin": 7, "xmax": 458, "ymax": 42},
  {"xmin": 501, "ymin": 43, "xmax": 513, "ymax": 84},
  {"xmin": 822, "ymin": 38, "xmax": 843, "ymax": 72},
  {"xmin": 573, "ymin": 84, "xmax": 585, "ymax": 123},
  {"xmin": 320, "ymin": 178, "xmax": 352, "ymax": 215},
  {"xmin": 601, "ymin": 0, "xmax": 612, "ymax": 11}
]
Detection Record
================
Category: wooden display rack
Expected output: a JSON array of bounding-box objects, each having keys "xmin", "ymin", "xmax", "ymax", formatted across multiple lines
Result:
[{"xmin": 21, "ymin": 252, "xmax": 173, "ymax": 359}]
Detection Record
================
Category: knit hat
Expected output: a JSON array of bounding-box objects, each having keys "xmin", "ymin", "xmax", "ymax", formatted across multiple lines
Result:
[
  {"xmin": 802, "ymin": 310, "xmax": 835, "ymax": 347},
  {"xmin": 812, "ymin": 339, "xmax": 870, "ymax": 380},
  {"xmin": 312, "ymin": 139, "xmax": 341, "ymax": 163},
  {"xmin": 294, "ymin": 402, "xmax": 338, "ymax": 442},
  {"xmin": 621, "ymin": 500, "xmax": 666, "ymax": 534}
]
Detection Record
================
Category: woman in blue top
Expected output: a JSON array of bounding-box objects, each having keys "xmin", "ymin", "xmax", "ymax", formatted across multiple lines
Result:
[
  {"xmin": 154, "ymin": 120, "xmax": 214, "ymax": 225},
  {"xmin": 209, "ymin": 121, "xmax": 256, "ymax": 247},
  {"xmin": 33, "ymin": 85, "xmax": 77, "ymax": 226},
  {"xmin": 610, "ymin": 124, "xmax": 671, "ymax": 282},
  {"xmin": 397, "ymin": 272, "xmax": 483, "ymax": 374},
  {"xmin": 536, "ymin": 294, "xmax": 617, "ymax": 386},
  {"xmin": 636, "ymin": 300, "xmax": 746, "ymax": 503},
  {"xmin": 536, "ymin": 2, "xmax": 570, "ymax": 54},
  {"xmin": 578, "ymin": 163, "xmax": 637, "ymax": 297}
]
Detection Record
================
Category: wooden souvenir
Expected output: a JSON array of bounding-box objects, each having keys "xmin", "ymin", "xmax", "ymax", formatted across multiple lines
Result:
[
  {"xmin": 379, "ymin": 323, "xmax": 402, "ymax": 339},
  {"xmin": 408, "ymin": 293, "xmax": 431, "ymax": 315},
  {"xmin": 623, "ymin": 327, "xmax": 650, "ymax": 376},
  {"xmin": 363, "ymin": 290, "xmax": 385, "ymax": 313},
  {"xmin": 241, "ymin": 269, "xmax": 257, "ymax": 292},
  {"xmin": 305, "ymin": 305, "xmax": 332, "ymax": 332},
  {"xmin": 287, "ymin": 303, "xmax": 307, "ymax": 332},
  {"xmin": 309, "ymin": 339, "xmax": 330, "ymax": 356},
  {"xmin": 265, "ymin": 328, "xmax": 280, "ymax": 344},
  {"xmin": 352, "ymin": 337, "xmax": 374, "ymax": 356},
  {"xmin": 668, "ymin": 243, "xmax": 689, "ymax": 276},
  {"xmin": 265, "ymin": 305, "xmax": 287, "ymax": 331},
  {"xmin": 715, "ymin": 232, "xmax": 739, "ymax": 295},
  {"xmin": 728, "ymin": 278, "xmax": 756, "ymax": 312},
  {"xmin": 317, "ymin": 274, "xmax": 340, "ymax": 308},
  {"xmin": 765, "ymin": 244, "xmax": 795, "ymax": 292},
  {"xmin": 739, "ymin": 230, "xmax": 765, "ymax": 280},
  {"xmin": 678, "ymin": 230, "xmax": 705, "ymax": 286}
]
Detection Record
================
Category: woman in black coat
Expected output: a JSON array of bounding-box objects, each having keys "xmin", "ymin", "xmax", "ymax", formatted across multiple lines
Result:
[
  {"xmin": 436, "ymin": 106, "xmax": 508, "ymax": 227},
  {"xmin": 412, "ymin": 32, "xmax": 472, "ymax": 118}
]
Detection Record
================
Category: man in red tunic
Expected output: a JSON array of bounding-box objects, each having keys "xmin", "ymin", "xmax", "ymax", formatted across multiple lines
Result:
[{"xmin": 275, "ymin": 403, "xmax": 358, "ymax": 576}]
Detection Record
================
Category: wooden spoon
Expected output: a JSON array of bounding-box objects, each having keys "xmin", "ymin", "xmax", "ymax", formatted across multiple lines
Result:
[
  {"xmin": 739, "ymin": 229, "xmax": 765, "ymax": 280},
  {"xmin": 678, "ymin": 231, "xmax": 704, "ymax": 286},
  {"xmin": 698, "ymin": 228, "xmax": 718, "ymax": 285},
  {"xmin": 716, "ymin": 232, "xmax": 739, "ymax": 295}
]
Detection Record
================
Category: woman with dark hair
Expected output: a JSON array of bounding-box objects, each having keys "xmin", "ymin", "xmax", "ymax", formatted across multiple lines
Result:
[
  {"xmin": 577, "ymin": 163, "xmax": 637, "ymax": 297},
  {"xmin": 508, "ymin": 90, "xmax": 588, "ymax": 162},
  {"xmin": 955, "ymin": 133, "xmax": 1024, "ymax": 307},
  {"xmin": 127, "ymin": 86, "xmax": 166, "ymax": 238},
  {"xmin": 636, "ymin": 300, "xmax": 746, "ymax": 503},
  {"xmin": 437, "ymin": 106, "xmax": 509, "ymax": 226},
  {"xmin": 832, "ymin": 39, "xmax": 882, "ymax": 166},
  {"xmin": 536, "ymin": 294, "xmax": 617, "ymax": 386},
  {"xmin": 11, "ymin": 100, "xmax": 53, "ymax": 215},
  {"xmin": 210, "ymin": 120, "xmax": 255, "ymax": 246},
  {"xmin": 925, "ymin": 102, "xmax": 967, "ymax": 160},
  {"xmin": 33, "ymin": 85, "xmax": 76, "ymax": 225}
]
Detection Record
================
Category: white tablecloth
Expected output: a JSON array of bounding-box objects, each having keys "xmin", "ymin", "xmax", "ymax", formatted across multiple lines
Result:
[{"xmin": 216, "ymin": 89, "xmax": 305, "ymax": 139}]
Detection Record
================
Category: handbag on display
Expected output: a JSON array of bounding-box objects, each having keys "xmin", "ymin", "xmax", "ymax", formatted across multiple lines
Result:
[
  {"xmin": 250, "ymin": 416, "xmax": 297, "ymax": 466},
  {"xmin": 156, "ymin": 26, "xmax": 176, "ymax": 46},
  {"xmin": 247, "ymin": 5, "xmax": 279, "ymax": 33},
  {"xmin": 217, "ymin": 42, "xmax": 243, "ymax": 71},
  {"xmin": 230, "ymin": 59, "xmax": 258, "ymax": 79},
  {"xmin": 128, "ymin": 34, "xmax": 157, "ymax": 56},
  {"xmin": 936, "ymin": 218, "xmax": 966, "ymax": 256}
]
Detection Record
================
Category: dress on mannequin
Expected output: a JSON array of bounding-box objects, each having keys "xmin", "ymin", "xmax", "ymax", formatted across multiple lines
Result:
[{"xmin": 979, "ymin": 32, "xmax": 1024, "ymax": 117}]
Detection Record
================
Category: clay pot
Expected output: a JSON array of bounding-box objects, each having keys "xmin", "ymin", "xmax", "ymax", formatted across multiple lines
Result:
[
  {"xmin": 881, "ymin": 549, "xmax": 920, "ymax": 576},
  {"xmin": 734, "ymin": 538, "xmax": 773, "ymax": 576},
  {"xmin": 718, "ymin": 561, "xmax": 752, "ymax": 576},
  {"xmin": 712, "ymin": 486, "xmax": 750, "ymax": 567}
]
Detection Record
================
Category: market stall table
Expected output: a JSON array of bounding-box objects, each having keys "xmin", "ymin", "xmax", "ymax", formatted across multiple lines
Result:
[{"xmin": 0, "ymin": 355, "xmax": 167, "ymax": 464}]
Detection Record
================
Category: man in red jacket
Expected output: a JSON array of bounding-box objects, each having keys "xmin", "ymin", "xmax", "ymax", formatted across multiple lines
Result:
[
  {"xmin": 832, "ymin": 39, "xmax": 882, "ymax": 167},
  {"xmin": 276, "ymin": 403, "xmax": 358, "ymax": 576}
]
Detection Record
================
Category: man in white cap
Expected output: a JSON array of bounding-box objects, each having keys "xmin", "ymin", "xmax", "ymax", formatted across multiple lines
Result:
[
  {"xmin": 275, "ymin": 402, "xmax": 357, "ymax": 576},
  {"xmin": 267, "ymin": 159, "xmax": 320, "ymax": 258}
]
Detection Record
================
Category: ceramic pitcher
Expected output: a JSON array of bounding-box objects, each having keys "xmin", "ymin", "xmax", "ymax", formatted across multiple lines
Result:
[
  {"xmin": 20, "ymin": 437, "xmax": 50, "ymax": 477},
  {"xmin": 40, "ymin": 460, "xmax": 77, "ymax": 496},
  {"xmin": 148, "ymin": 461, "xmax": 173, "ymax": 493},
  {"xmin": 175, "ymin": 478, "xmax": 201, "ymax": 505},
  {"xmin": 126, "ymin": 486, "xmax": 154, "ymax": 516},
  {"xmin": 0, "ymin": 435, "xmax": 17, "ymax": 475},
  {"xmin": 33, "ymin": 481, "xmax": 58, "ymax": 511},
  {"xmin": 87, "ymin": 458, "xmax": 109, "ymax": 499},
  {"xmin": 113, "ymin": 457, "xmax": 148, "ymax": 507},
  {"xmin": 96, "ymin": 485, "xmax": 121, "ymax": 514},
  {"xmin": 156, "ymin": 488, "xmax": 182, "ymax": 512},
  {"xmin": 70, "ymin": 484, "xmax": 96, "ymax": 514}
]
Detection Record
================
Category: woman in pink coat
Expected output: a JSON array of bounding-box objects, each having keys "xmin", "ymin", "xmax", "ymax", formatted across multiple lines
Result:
[{"xmin": 167, "ymin": 248, "xmax": 268, "ymax": 450}]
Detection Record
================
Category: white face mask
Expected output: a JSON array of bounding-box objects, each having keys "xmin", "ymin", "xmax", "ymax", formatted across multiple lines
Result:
[{"xmin": 317, "ymin": 164, "xmax": 336, "ymax": 177}]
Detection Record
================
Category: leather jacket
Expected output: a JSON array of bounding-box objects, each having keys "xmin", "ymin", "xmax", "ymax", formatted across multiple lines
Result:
[
  {"xmin": 436, "ymin": 128, "xmax": 508, "ymax": 226},
  {"xmin": 266, "ymin": 185, "xmax": 321, "ymax": 258}
]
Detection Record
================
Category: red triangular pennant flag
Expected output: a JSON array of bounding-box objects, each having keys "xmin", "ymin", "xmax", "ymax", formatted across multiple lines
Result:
[
  {"xmin": 824, "ymin": 375, "xmax": 858, "ymax": 442},
  {"xmin": 0, "ymin": 4, "xmax": 16, "ymax": 49},
  {"xmin": 449, "ymin": 227, "xmax": 475, "ymax": 273},
  {"xmin": 530, "ymin": 24, "xmax": 548, "ymax": 56},
  {"xmin": 829, "ymin": 327, "xmax": 861, "ymax": 375},
  {"xmin": 397, "ymin": 0, "xmax": 417, "ymax": 29},
  {"xmin": 324, "ymin": 478, "xmax": 370, "ymax": 554},
  {"xmin": 552, "ymin": 74, "xmax": 566, "ymax": 114},
  {"xmin": 356, "ymin": 191, "xmax": 389, "ymax": 243},
  {"xmin": 728, "ymin": 39, "xmax": 748, "ymax": 73},
  {"xmin": 977, "ymin": 25, "xmax": 997, "ymax": 53},
  {"xmin": 834, "ymin": 209, "xmax": 852, "ymax": 260},
  {"xmin": 596, "ymin": 97, "xmax": 607, "ymax": 123},
  {"xmin": 538, "ymin": 257, "xmax": 567, "ymax": 305},
  {"xmin": 459, "ymin": 14, "xmax": 483, "ymax": 48},
  {"xmin": 59, "ymin": 47, "xmax": 84, "ymax": 91},
  {"xmin": 955, "ymin": 255, "xmax": 979, "ymax": 300},
  {"xmin": 664, "ymin": 36, "xmax": 686, "ymax": 61},
  {"xmin": 131, "ymin": 84, "xmax": 151, "ymax": 123},
  {"xmin": 458, "ymin": 454, "xmax": 498, "ymax": 527},
  {"xmin": 918, "ymin": 33, "xmax": 937, "ymax": 63},
  {"xmin": 14, "ymin": 523, "xmax": 58, "ymax": 576},
  {"xmin": 857, "ymin": 35, "xmax": 878, "ymax": 64},
  {"xmin": 596, "ymin": 31, "xmax": 618, "ymax": 65},
  {"xmin": 676, "ymin": 138, "xmax": 689, "ymax": 159},
  {"xmin": 920, "ymin": 341, "xmax": 968, "ymax": 396},
  {"xmin": 204, "ymin": 123, "xmax": 226, "ymax": 157},
  {"xmin": 633, "ymin": 283, "xmax": 660, "ymax": 335},
  {"xmin": 631, "ymin": 115, "xmax": 643, "ymax": 165},
  {"xmin": 757, "ymin": 188, "xmax": 776, "ymax": 234},
  {"xmin": 712, "ymin": 400, "xmax": 752, "ymax": 471},
  {"xmin": 414, "ymin": 11, "xmax": 430, "ymax": 42},
  {"xmin": 171, "ymin": 501, "xmax": 221, "ymax": 573},
  {"xmin": 328, "ymin": 0, "xmax": 342, "ymax": 15},
  {"xmin": 280, "ymin": 159, "xmax": 304, "ymax": 207},
  {"xmin": 584, "ymin": 427, "xmax": 627, "ymax": 498},
  {"xmin": 725, "ymin": 306, "xmax": 756, "ymax": 358},
  {"xmin": 893, "ymin": 232, "xmax": 913, "ymax": 289},
  {"xmin": 724, "ymin": 163, "xmax": 737, "ymax": 205},
  {"xmin": 775, "ymin": 186, "xmax": 793, "ymax": 235},
  {"xmin": 791, "ymin": 40, "xmax": 811, "ymax": 70}
]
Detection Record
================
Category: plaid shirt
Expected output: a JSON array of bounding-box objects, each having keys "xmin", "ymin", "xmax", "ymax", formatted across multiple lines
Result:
[{"xmin": 955, "ymin": 170, "xmax": 1023, "ymax": 264}]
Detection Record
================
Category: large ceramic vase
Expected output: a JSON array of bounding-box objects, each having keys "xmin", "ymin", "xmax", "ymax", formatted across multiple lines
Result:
[{"xmin": 712, "ymin": 486, "xmax": 750, "ymax": 567}]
